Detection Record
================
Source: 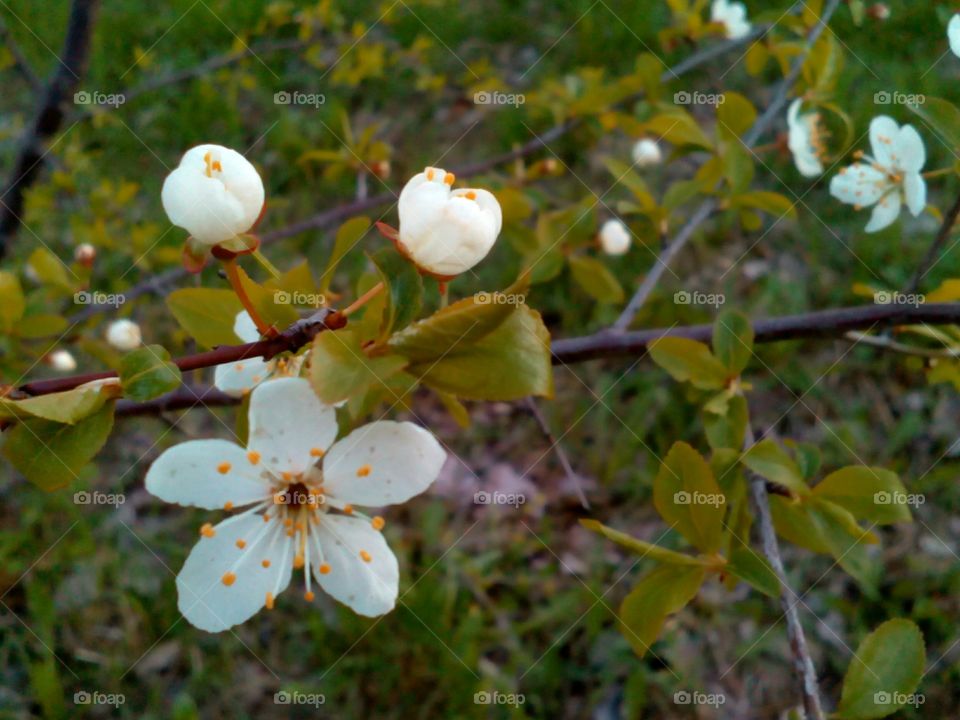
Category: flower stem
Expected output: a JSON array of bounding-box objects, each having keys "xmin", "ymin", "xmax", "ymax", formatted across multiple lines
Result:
[
  {"xmin": 341, "ymin": 281, "xmax": 385, "ymax": 318},
  {"xmin": 922, "ymin": 167, "xmax": 954, "ymax": 179},
  {"xmin": 252, "ymin": 248, "xmax": 281, "ymax": 279},
  {"xmin": 222, "ymin": 258, "xmax": 274, "ymax": 336},
  {"xmin": 439, "ymin": 281, "xmax": 449, "ymax": 308}
]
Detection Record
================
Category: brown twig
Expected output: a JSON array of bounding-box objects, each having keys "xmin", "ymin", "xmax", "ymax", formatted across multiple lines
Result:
[
  {"xmin": 907, "ymin": 187, "xmax": 960, "ymax": 294},
  {"xmin": 523, "ymin": 397, "xmax": 589, "ymax": 509}
]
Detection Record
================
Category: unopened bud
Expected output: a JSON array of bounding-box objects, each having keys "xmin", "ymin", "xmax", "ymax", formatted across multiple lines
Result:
[
  {"xmin": 49, "ymin": 349, "xmax": 77, "ymax": 372},
  {"xmin": 74, "ymin": 243, "xmax": 96, "ymax": 266}
]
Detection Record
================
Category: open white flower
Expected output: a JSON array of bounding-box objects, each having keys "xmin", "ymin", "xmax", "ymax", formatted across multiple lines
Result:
[
  {"xmin": 829, "ymin": 116, "xmax": 926, "ymax": 233},
  {"xmin": 599, "ymin": 219, "xmax": 631, "ymax": 256},
  {"xmin": 631, "ymin": 138, "xmax": 663, "ymax": 167},
  {"xmin": 145, "ymin": 377, "xmax": 446, "ymax": 632},
  {"xmin": 787, "ymin": 99, "xmax": 826, "ymax": 178},
  {"xmin": 214, "ymin": 311, "xmax": 303, "ymax": 397},
  {"xmin": 711, "ymin": 0, "xmax": 752, "ymax": 40},
  {"xmin": 397, "ymin": 166, "xmax": 502, "ymax": 277},
  {"xmin": 161, "ymin": 144, "xmax": 265, "ymax": 246},
  {"xmin": 949, "ymin": 14, "xmax": 960, "ymax": 57},
  {"xmin": 106, "ymin": 319, "xmax": 141, "ymax": 351}
]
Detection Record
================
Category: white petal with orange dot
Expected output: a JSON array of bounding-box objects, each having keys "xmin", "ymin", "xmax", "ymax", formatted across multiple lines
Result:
[
  {"xmin": 311, "ymin": 514, "xmax": 399, "ymax": 617},
  {"xmin": 214, "ymin": 357, "xmax": 273, "ymax": 397},
  {"xmin": 146, "ymin": 439, "xmax": 273, "ymax": 510},
  {"xmin": 246, "ymin": 378, "xmax": 338, "ymax": 474},
  {"xmin": 865, "ymin": 193, "xmax": 902, "ymax": 234},
  {"xmin": 176, "ymin": 512, "xmax": 293, "ymax": 632},
  {"xmin": 321, "ymin": 421, "xmax": 446, "ymax": 507}
]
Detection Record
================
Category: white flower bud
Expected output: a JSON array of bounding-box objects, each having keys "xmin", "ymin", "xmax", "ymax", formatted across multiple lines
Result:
[
  {"xmin": 74, "ymin": 243, "xmax": 96, "ymax": 266},
  {"xmin": 631, "ymin": 139, "xmax": 663, "ymax": 167},
  {"xmin": 599, "ymin": 219, "xmax": 631, "ymax": 256},
  {"xmin": 397, "ymin": 167, "xmax": 502, "ymax": 276},
  {"xmin": 106, "ymin": 319, "xmax": 142, "ymax": 351},
  {"xmin": 161, "ymin": 144, "xmax": 265, "ymax": 246},
  {"xmin": 49, "ymin": 349, "xmax": 77, "ymax": 372}
]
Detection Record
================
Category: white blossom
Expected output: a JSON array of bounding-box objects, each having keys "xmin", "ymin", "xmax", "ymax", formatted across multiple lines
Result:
[
  {"xmin": 949, "ymin": 14, "xmax": 960, "ymax": 57},
  {"xmin": 214, "ymin": 311, "xmax": 302, "ymax": 397},
  {"xmin": 787, "ymin": 99, "xmax": 826, "ymax": 178},
  {"xmin": 631, "ymin": 139, "xmax": 663, "ymax": 167},
  {"xmin": 711, "ymin": 0, "xmax": 752, "ymax": 40},
  {"xmin": 106, "ymin": 319, "xmax": 141, "ymax": 351},
  {"xmin": 599, "ymin": 219, "xmax": 631, "ymax": 256},
  {"xmin": 49, "ymin": 349, "xmax": 77, "ymax": 372}
]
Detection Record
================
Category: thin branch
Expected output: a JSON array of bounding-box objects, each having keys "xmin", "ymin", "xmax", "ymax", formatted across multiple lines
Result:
[
  {"xmin": 613, "ymin": 0, "xmax": 842, "ymax": 331},
  {"xmin": 115, "ymin": 385, "xmax": 235, "ymax": 416},
  {"xmin": 0, "ymin": 17, "xmax": 43, "ymax": 92},
  {"xmin": 906, "ymin": 187, "xmax": 960, "ymax": 294},
  {"xmin": 523, "ymin": 397, "xmax": 589, "ymax": 509}
]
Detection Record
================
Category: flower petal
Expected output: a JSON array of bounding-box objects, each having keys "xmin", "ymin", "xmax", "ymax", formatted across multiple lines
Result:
[
  {"xmin": 864, "ymin": 192, "xmax": 902, "ymax": 233},
  {"xmin": 322, "ymin": 421, "xmax": 446, "ymax": 507},
  {"xmin": 949, "ymin": 14, "xmax": 960, "ymax": 58},
  {"xmin": 233, "ymin": 310, "xmax": 260, "ymax": 343},
  {"xmin": 869, "ymin": 116, "xmax": 901, "ymax": 167},
  {"xmin": 247, "ymin": 378, "xmax": 338, "ymax": 474},
  {"xmin": 903, "ymin": 172, "xmax": 927, "ymax": 217},
  {"xmin": 146, "ymin": 439, "xmax": 272, "ymax": 509},
  {"xmin": 895, "ymin": 124, "xmax": 926, "ymax": 173},
  {"xmin": 214, "ymin": 357, "xmax": 272, "ymax": 397},
  {"xmin": 161, "ymin": 165, "xmax": 247, "ymax": 245},
  {"xmin": 312, "ymin": 514, "xmax": 398, "ymax": 616},
  {"xmin": 177, "ymin": 513, "xmax": 293, "ymax": 632},
  {"xmin": 829, "ymin": 163, "xmax": 887, "ymax": 206}
]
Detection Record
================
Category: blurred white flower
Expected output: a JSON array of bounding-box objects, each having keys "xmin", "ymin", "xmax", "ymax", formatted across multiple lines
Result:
[
  {"xmin": 214, "ymin": 311, "xmax": 303, "ymax": 397},
  {"xmin": 48, "ymin": 349, "xmax": 77, "ymax": 372},
  {"xmin": 787, "ymin": 99, "xmax": 826, "ymax": 177},
  {"xmin": 829, "ymin": 116, "xmax": 926, "ymax": 233},
  {"xmin": 711, "ymin": 0, "xmax": 752, "ymax": 40},
  {"xmin": 106, "ymin": 319, "xmax": 141, "ymax": 351},
  {"xmin": 599, "ymin": 219, "xmax": 631, "ymax": 256},
  {"xmin": 631, "ymin": 138, "xmax": 663, "ymax": 167},
  {"xmin": 74, "ymin": 243, "xmax": 96, "ymax": 266},
  {"xmin": 397, "ymin": 166, "xmax": 502, "ymax": 277},
  {"xmin": 949, "ymin": 14, "xmax": 960, "ymax": 57},
  {"xmin": 145, "ymin": 377, "xmax": 446, "ymax": 631},
  {"xmin": 161, "ymin": 144, "xmax": 265, "ymax": 246}
]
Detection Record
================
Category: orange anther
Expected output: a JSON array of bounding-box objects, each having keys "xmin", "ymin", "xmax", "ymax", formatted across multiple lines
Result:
[
  {"xmin": 443, "ymin": 172, "xmax": 455, "ymax": 185},
  {"xmin": 265, "ymin": 592, "xmax": 274, "ymax": 609},
  {"xmin": 356, "ymin": 465, "xmax": 371, "ymax": 478},
  {"xmin": 247, "ymin": 451, "xmax": 261, "ymax": 465},
  {"xmin": 304, "ymin": 591, "xmax": 315, "ymax": 602},
  {"xmin": 262, "ymin": 559, "xmax": 271, "ymax": 568},
  {"xmin": 236, "ymin": 539, "xmax": 246, "ymax": 549},
  {"xmin": 371, "ymin": 516, "xmax": 385, "ymax": 530},
  {"xmin": 221, "ymin": 572, "xmax": 237, "ymax": 586},
  {"xmin": 224, "ymin": 501, "xmax": 234, "ymax": 511},
  {"xmin": 200, "ymin": 523, "xmax": 216, "ymax": 538},
  {"xmin": 319, "ymin": 563, "xmax": 331, "ymax": 574},
  {"xmin": 217, "ymin": 462, "xmax": 231, "ymax": 474},
  {"xmin": 359, "ymin": 550, "xmax": 372, "ymax": 563},
  {"xmin": 310, "ymin": 447, "xmax": 325, "ymax": 457}
]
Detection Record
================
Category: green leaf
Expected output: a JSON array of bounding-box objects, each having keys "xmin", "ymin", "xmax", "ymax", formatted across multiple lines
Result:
[
  {"xmin": 580, "ymin": 519, "xmax": 706, "ymax": 566},
  {"xmin": 119, "ymin": 345, "xmax": 182, "ymax": 402},
  {"xmin": 235, "ymin": 265, "xmax": 300, "ymax": 331},
  {"xmin": 409, "ymin": 305, "xmax": 553, "ymax": 401},
  {"xmin": 310, "ymin": 328, "xmax": 409, "ymax": 404},
  {"xmin": 603, "ymin": 157, "xmax": 655, "ymax": 210},
  {"xmin": 568, "ymin": 255, "xmax": 624, "ymax": 304},
  {"xmin": 0, "ymin": 271, "xmax": 26, "ymax": 332},
  {"xmin": 786, "ymin": 440, "xmax": 821, "ymax": 481},
  {"xmin": 3, "ymin": 403, "xmax": 115, "ymax": 490},
  {"xmin": 264, "ymin": 260, "xmax": 318, "ymax": 297},
  {"xmin": 906, "ymin": 96, "xmax": 960, "ymax": 151},
  {"xmin": 28, "ymin": 248, "xmax": 73, "ymax": 289},
  {"xmin": 712, "ymin": 310, "xmax": 754, "ymax": 375},
  {"xmin": 837, "ymin": 619, "xmax": 925, "ymax": 719},
  {"xmin": 716, "ymin": 91, "xmax": 757, "ymax": 139},
  {"xmin": 320, "ymin": 216, "xmax": 370, "ymax": 293},
  {"xmin": 742, "ymin": 440, "xmax": 810, "ymax": 496},
  {"xmin": 1, "ymin": 383, "xmax": 117, "ymax": 424},
  {"xmin": 645, "ymin": 110, "xmax": 713, "ymax": 149},
  {"xmin": 619, "ymin": 564, "xmax": 706, "ymax": 657},
  {"xmin": 721, "ymin": 138, "xmax": 755, "ymax": 194},
  {"xmin": 167, "ymin": 288, "xmax": 243, "ymax": 348},
  {"xmin": 704, "ymin": 393, "xmax": 748, "ymax": 451},
  {"xmin": 648, "ymin": 337, "xmax": 728, "ymax": 390},
  {"xmin": 725, "ymin": 546, "xmax": 780, "ymax": 597},
  {"xmin": 369, "ymin": 248, "xmax": 423, "ymax": 338},
  {"xmin": 812, "ymin": 466, "xmax": 912, "ymax": 525},
  {"xmin": 732, "ymin": 191, "xmax": 797, "ymax": 220},
  {"xmin": 15, "ymin": 313, "xmax": 68, "ymax": 339},
  {"xmin": 653, "ymin": 442, "xmax": 726, "ymax": 553}
]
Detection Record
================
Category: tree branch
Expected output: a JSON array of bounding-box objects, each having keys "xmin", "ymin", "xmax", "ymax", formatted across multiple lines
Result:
[{"xmin": 907, "ymin": 186, "xmax": 960, "ymax": 294}]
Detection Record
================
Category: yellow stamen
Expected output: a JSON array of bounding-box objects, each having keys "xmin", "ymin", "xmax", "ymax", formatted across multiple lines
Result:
[
  {"xmin": 282, "ymin": 471, "xmax": 293, "ymax": 482},
  {"xmin": 217, "ymin": 462, "xmax": 231, "ymax": 474},
  {"xmin": 200, "ymin": 523, "xmax": 216, "ymax": 538},
  {"xmin": 426, "ymin": 168, "xmax": 435, "ymax": 180},
  {"xmin": 236, "ymin": 539, "xmax": 246, "ymax": 549},
  {"xmin": 293, "ymin": 554, "xmax": 305, "ymax": 569},
  {"xmin": 464, "ymin": 190, "xmax": 476, "ymax": 200},
  {"xmin": 262, "ymin": 559, "xmax": 271, "ymax": 568},
  {"xmin": 265, "ymin": 592, "xmax": 274, "ymax": 609},
  {"xmin": 247, "ymin": 451, "xmax": 261, "ymax": 465},
  {"xmin": 443, "ymin": 172, "xmax": 455, "ymax": 185},
  {"xmin": 221, "ymin": 572, "xmax": 237, "ymax": 586},
  {"xmin": 356, "ymin": 465, "xmax": 371, "ymax": 477},
  {"xmin": 343, "ymin": 504, "xmax": 354, "ymax": 515},
  {"xmin": 372, "ymin": 516, "xmax": 385, "ymax": 530},
  {"xmin": 310, "ymin": 447, "xmax": 325, "ymax": 457},
  {"xmin": 319, "ymin": 563, "xmax": 331, "ymax": 574},
  {"xmin": 304, "ymin": 591, "xmax": 315, "ymax": 602},
  {"xmin": 359, "ymin": 550, "xmax": 372, "ymax": 563},
  {"xmin": 224, "ymin": 501, "xmax": 234, "ymax": 511}
]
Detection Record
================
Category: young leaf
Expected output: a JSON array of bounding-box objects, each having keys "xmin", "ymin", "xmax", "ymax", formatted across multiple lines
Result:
[
  {"xmin": 812, "ymin": 466, "xmax": 912, "ymax": 525},
  {"xmin": 320, "ymin": 216, "xmax": 370, "ymax": 293},
  {"xmin": 310, "ymin": 328, "xmax": 408, "ymax": 405},
  {"xmin": 119, "ymin": 345, "xmax": 182, "ymax": 402},
  {"xmin": 568, "ymin": 255, "xmax": 625, "ymax": 304},
  {"xmin": 653, "ymin": 442, "xmax": 726, "ymax": 554},
  {"xmin": 725, "ymin": 547, "xmax": 780, "ymax": 597},
  {"xmin": 167, "ymin": 288, "xmax": 243, "ymax": 348},
  {"xmin": 580, "ymin": 519, "xmax": 706, "ymax": 566},
  {"xmin": 2, "ymin": 383, "xmax": 118, "ymax": 424},
  {"xmin": 906, "ymin": 96, "xmax": 960, "ymax": 151},
  {"xmin": 837, "ymin": 619, "xmax": 925, "ymax": 720},
  {"xmin": 235, "ymin": 265, "xmax": 300, "ymax": 331},
  {"xmin": 369, "ymin": 248, "xmax": 423, "ymax": 338},
  {"xmin": 3, "ymin": 403, "xmax": 115, "ymax": 490},
  {"xmin": 0, "ymin": 271, "xmax": 26, "ymax": 332},
  {"xmin": 712, "ymin": 310, "xmax": 754, "ymax": 376},
  {"xmin": 648, "ymin": 337, "xmax": 728, "ymax": 390},
  {"xmin": 742, "ymin": 440, "xmax": 810, "ymax": 496},
  {"xmin": 716, "ymin": 91, "xmax": 757, "ymax": 139},
  {"xmin": 619, "ymin": 564, "xmax": 706, "ymax": 657},
  {"xmin": 704, "ymin": 393, "xmax": 748, "ymax": 451}
]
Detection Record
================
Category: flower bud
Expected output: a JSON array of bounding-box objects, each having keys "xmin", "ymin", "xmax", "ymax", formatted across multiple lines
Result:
[
  {"xmin": 631, "ymin": 139, "xmax": 663, "ymax": 167},
  {"xmin": 48, "ymin": 349, "xmax": 77, "ymax": 372},
  {"xmin": 74, "ymin": 243, "xmax": 96, "ymax": 267},
  {"xmin": 599, "ymin": 219, "xmax": 631, "ymax": 256},
  {"xmin": 161, "ymin": 144, "xmax": 265, "ymax": 246},
  {"xmin": 397, "ymin": 166, "xmax": 502, "ymax": 276},
  {"xmin": 371, "ymin": 160, "xmax": 391, "ymax": 180},
  {"xmin": 106, "ymin": 319, "xmax": 142, "ymax": 351}
]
